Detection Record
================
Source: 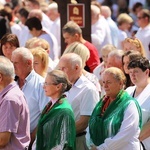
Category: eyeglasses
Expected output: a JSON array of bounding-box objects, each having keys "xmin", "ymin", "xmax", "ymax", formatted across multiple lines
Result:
[
  {"xmin": 137, "ymin": 16, "xmax": 144, "ymax": 20},
  {"xmin": 43, "ymin": 82, "xmax": 56, "ymax": 86}
]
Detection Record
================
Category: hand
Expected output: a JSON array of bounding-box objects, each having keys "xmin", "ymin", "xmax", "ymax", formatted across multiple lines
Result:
[{"xmin": 91, "ymin": 145, "xmax": 97, "ymax": 150}]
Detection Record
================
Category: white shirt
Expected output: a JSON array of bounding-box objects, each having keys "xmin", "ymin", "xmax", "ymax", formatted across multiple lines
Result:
[
  {"xmin": 11, "ymin": 23, "xmax": 22, "ymax": 41},
  {"xmin": 50, "ymin": 17, "xmax": 61, "ymax": 58},
  {"xmin": 19, "ymin": 24, "xmax": 32, "ymax": 47},
  {"xmin": 39, "ymin": 32, "xmax": 59, "ymax": 61},
  {"xmin": 126, "ymin": 84, "xmax": 150, "ymax": 149},
  {"xmin": 41, "ymin": 12, "xmax": 53, "ymax": 34},
  {"xmin": 20, "ymin": 70, "xmax": 49, "ymax": 132},
  {"xmin": 106, "ymin": 17, "xmax": 119, "ymax": 47},
  {"xmin": 96, "ymin": 101, "xmax": 141, "ymax": 150},
  {"xmin": 91, "ymin": 16, "xmax": 112, "ymax": 57},
  {"xmin": 117, "ymin": 29, "xmax": 127, "ymax": 49},
  {"xmin": 135, "ymin": 24, "xmax": 150, "ymax": 60},
  {"xmin": 66, "ymin": 75, "xmax": 99, "ymax": 121}
]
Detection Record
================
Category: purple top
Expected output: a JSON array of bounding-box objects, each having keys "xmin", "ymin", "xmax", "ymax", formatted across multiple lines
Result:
[{"xmin": 0, "ymin": 81, "xmax": 30, "ymax": 150}]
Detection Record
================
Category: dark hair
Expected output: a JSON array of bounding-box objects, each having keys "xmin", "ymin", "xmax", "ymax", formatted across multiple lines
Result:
[
  {"xmin": 0, "ymin": 7, "xmax": 12, "ymax": 22},
  {"xmin": 140, "ymin": 9, "xmax": 150, "ymax": 22},
  {"xmin": 62, "ymin": 21, "xmax": 82, "ymax": 35},
  {"xmin": 18, "ymin": 8, "xmax": 29, "ymax": 19},
  {"xmin": 0, "ymin": 33, "xmax": 19, "ymax": 56},
  {"xmin": 0, "ymin": 17, "xmax": 11, "ymax": 39},
  {"xmin": 122, "ymin": 50, "xmax": 142, "ymax": 66},
  {"xmin": 128, "ymin": 56, "xmax": 150, "ymax": 72},
  {"xmin": 25, "ymin": 17, "xmax": 42, "ymax": 30},
  {"xmin": 132, "ymin": 2, "xmax": 143, "ymax": 12}
]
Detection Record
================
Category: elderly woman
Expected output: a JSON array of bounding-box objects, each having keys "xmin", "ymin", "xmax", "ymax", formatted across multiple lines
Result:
[
  {"xmin": 126, "ymin": 57, "xmax": 150, "ymax": 150},
  {"xmin": 88, "ymin": 67, "xmax": 142, "ymax": 150},
  {"xmin": 36, "ymin": 70, "xmax": 76, "ymax": 150},
  {"xmin": 0, "ymin": 33, "xmax": 19, "ymax": 60}
]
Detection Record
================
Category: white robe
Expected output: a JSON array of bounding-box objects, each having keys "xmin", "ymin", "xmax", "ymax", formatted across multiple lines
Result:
[{"xmin": 126, "ymin": 84, "xmax": 150, "ymax": 150}]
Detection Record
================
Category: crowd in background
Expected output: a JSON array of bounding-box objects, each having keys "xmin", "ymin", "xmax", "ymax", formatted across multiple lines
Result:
[{"xmin": 0, "ymin": 0, "xmax": 150, "ymax": 150}]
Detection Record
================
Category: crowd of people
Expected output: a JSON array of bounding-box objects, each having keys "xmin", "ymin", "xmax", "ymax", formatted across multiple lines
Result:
[{"xmin": 0, "ymin": 0, "xmax": 150, "ymax": 150}]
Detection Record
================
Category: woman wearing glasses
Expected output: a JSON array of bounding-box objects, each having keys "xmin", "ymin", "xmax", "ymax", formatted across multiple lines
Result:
[{"xmin": 35, "ymin": 70, "xmax": 76, "ymax": 150}]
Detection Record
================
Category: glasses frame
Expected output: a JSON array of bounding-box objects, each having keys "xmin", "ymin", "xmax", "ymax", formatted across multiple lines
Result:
[{"xmin": 43, "ymin": 82, "xmax": 57, "ymax": 86}]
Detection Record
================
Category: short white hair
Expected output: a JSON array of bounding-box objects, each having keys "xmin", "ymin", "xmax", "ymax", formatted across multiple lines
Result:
[
  {"xmin": 91, "ymin": 4, "xmax": 100, "ymax": 15},
  {"xmin": 0, "ymin": 56, "xmax": 14, "ymax": 79},
  {"xmin": 48, "ymin": 2, "xmax": 58, "ymax": 10},
  {"xmin": 12, "ymin": 47, "xmax": 33, "ymax": 61}
]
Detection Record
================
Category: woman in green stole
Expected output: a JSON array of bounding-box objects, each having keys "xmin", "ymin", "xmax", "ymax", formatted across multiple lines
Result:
[
  {"xmin": 88, "ymin": 67, "xmax": 142, "ymax": 150},
  {"xmin": 36, "ymin": 70, "xmax": 76, "ymax": 150}
]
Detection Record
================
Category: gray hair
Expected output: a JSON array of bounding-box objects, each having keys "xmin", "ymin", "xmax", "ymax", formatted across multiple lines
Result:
[
  {"xmin": 48, "ymin": 70, "xmax": 72, "ymax": 93},
  {"xmin": 102, "ymin": 67, "xmax": 126, "ymax": 85},
  {"xmin": 12, "ymin": 47, "xmax": 33, "ymax": 62},
  {"xmin": 67, "ymin": 53, "xmax": 82, "ymax": 69},
  {"xmin": 108, "ymin": 50, "xmax": 124, "ymax": 63},
  {"xmin": 62, "ymin": 21, "xmax": 82, "ymax": 35},
  {"xmin": 0, "ymin": 56, "xmax": 14, "ymax": 78},
  {"xmin": 101, "ymin": 44, "xmax": 116, "ymax": 54}
]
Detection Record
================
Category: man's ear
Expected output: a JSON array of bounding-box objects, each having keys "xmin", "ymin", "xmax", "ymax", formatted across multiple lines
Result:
[
  {"xmin": 27, "ymin": 59, "xmax": 32, "ymax": 66},
  {"xmin": 0, "ymin": 74, "xmax": 3, "ymax": 82}
]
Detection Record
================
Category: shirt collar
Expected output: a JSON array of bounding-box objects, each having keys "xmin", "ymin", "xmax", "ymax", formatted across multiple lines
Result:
[
  {"xmin": 73, "ymin": 74, "xmax": 86, "ymax": 88},
  {"xmin": 0, "ymin": 81, "xmax": 17, "ymax": 100}
]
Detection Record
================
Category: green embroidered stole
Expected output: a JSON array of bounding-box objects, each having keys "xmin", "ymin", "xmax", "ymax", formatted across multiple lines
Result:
[
  {"xmin": 89, "ymin": 90, "xmax": 142, "ymax": 146},
  {"xmin": 36, "ymin": 97, "xmax": 76, "ymax": 150}
]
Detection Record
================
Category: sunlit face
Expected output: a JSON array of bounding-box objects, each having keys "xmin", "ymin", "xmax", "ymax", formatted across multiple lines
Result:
[
  {"xmin": 11, "ymin": 54, "xmax": 28, "ymax": 77},
  {"xmin": 58, "ymin": 58, "xmax": 75, "ymax": 83},
  {"xmin": 33, "ymin": 56, "xmax": 44, "ymax": 76},
  {"xmin": 43, "ymin": 75, "xmax": 59, "ymax": 98},
  {"xmin": 123, "ymin": 55, "xmax": 130, "ymax": 74},
  {"xmin": 25, "ymin": 1, "xmax": 34, "ymax": 11},
  {"xmin": 122, "ymin": 22, "xmax": 131, "ymax": 31},
  {"xmin": 137, "ymin": 11, "xmax": 147, "ymax": 27},
  {"xmin": 2, "ymin": 42, "xmax": 17, "ymax": 60},
  {"xmin": 129, "ymin": 67, "xmax": 148, "ymax": 85},
  {"xmin": 123, "ymin": 42, "xmax": 140, "ymax": 52},
  {"xmin": 107, "ymin": 56, "xmax": 122, "ymax": 70},
  {"xmin": 63, "ymin": 32, "xmax": 78, "ymax": 45},
  {"xmin": 102, "ymin": 72, "xmax": 122, "ymax": 98},
  {"xmin": 29, "ymin": 28, "xmax": 37, "ymax": 37},
  {"xmin": 101, "ymin": 50, "xmax": 110, "ymax": 65}
]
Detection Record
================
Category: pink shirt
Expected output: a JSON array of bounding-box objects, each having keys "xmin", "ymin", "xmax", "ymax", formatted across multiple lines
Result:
[{"xmin": 0, "ymin": 81, "xmax": 30, "ymax": 150}]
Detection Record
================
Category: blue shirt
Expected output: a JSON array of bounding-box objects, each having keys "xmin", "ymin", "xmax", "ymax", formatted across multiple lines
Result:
[{"xmin": 17, "ymin": 70, "xmax": 49, "ymax": 132}]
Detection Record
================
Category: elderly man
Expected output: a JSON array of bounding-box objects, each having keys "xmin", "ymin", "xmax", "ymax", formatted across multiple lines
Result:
[
  {"xmin": 62, "ymin": 21, "xmax": 100, "ymax": 72},
  {"xmin": 0, "ymin": 56, "xmax": 30, "ymax": 149},
  {"xmin": 91, "ymin": 4, "xmax": 112, "ymax": 58},
  {"xmin": 107, "ymin": 50, "xmax": 124, "ymax": 71},
  {"xmin": 11, "ymin": 47, "xmax": 49, "ymax": 149},
  {"xmin": 58, "ymin": 53, "xmax": 99, "ymax": 150}
]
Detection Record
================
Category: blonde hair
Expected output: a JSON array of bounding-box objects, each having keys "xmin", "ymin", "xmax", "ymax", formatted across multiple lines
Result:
[
  {"xmin": 123, "ymin": 38, "xmax": 146, "ymax": 57},
  {"xmin": 25, "ymin": 37, "xmax": 38, "ymax": 49},
  {"xmin": 101, "ymin": 44, "xmax": 116, "ymax": 54},
  {"xmin": 102, "ymin": 67, "xmax": 126, "ymax": 86},
  {"xmin": 31, "ymin": 47, "xmax": 49, "ymax": 72},
  {"xmin": 63, "ymin": 42, "xmax": 90, "ymax": 68},
  {"xmin": 26, "ymin": 38, "xmax": 50, "ymax": 53},
  {"xmin": 117, "ymin": 13, "xmax": 133, "ymax": 25}
]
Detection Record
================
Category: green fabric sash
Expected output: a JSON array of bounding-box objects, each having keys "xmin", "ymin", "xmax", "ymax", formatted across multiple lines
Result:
[
  {"xmin": 89, "ymin": 90, "xmax": 142, "ymax": 146},
  {"xmin": 36, "ymin": 97, "xmax": 76, "ymax": 150}
]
